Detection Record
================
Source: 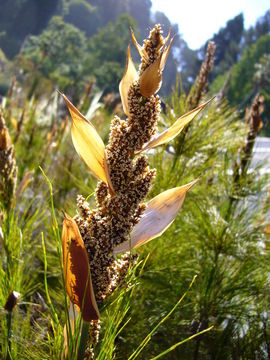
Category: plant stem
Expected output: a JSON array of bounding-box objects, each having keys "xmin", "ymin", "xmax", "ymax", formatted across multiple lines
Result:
[
  {"xmin": 6, "ymin": 312, "xmax": 12, "ymax": 360},
  {"xmin": 77, "ymin": 321, "xmax": 90, "ymax": 360}
]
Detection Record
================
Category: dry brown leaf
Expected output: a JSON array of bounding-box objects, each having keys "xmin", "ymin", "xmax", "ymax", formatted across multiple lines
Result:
[
  {"xmin": 130, "ymin": 28, "xmax": 148, "ymax": 61},
  {"xmin": 119, "ymin": 45, "xmax": 137, "ymax": 116},
  {"xmin": 61, "ymin": 93, "xmax": 111, "ymax": 187},
  {"xmin": 62, "ymin": 213, "xmax": 99, "ymax": 321},
  {"xmin": 137, "ymin": 99, "xmax": 212, "ymax": 153},
  {"xmin": 113, "ymin": 180, "xmax": 197, "ymax": 254},
  {"xmin": 11, "ymin": 118, "xmax": 18, "ymax": 131},
  {"xmin": 264, "ymin": 225, "xmax": 270, "ymax": 234},
  {"xmin": 4, "ymin": 290, "xmax": 20, "ymax": 312},
  {"xmin": 139, "ymin": 37, "xmax": 173, "ymax": 98},
  {"xmin": 259, "ymin": 118, "xmax": 263, "ymax": 131},
  {"xmin": 160, "ymin": 38, "xmax": 173, "ymax": 71},
  {"xmin": 163, "ymin": 30, "xmax": 171, "ymax": 46},
  {"xmin": 139, "ymin": 55, "xmax": 163, "ymax": 97}
]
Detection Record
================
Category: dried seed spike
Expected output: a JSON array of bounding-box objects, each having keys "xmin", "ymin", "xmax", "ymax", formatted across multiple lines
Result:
[
  {"xmin": 156, "ymin": 30, "xmax": 172, "ymax": 53},
  {"xmin": 11, "ymin": 171, "xmax": 33, "ymax": 209},
  {"xmin": 139, "ymin": 55, "xmax": 163, "ymax": 97},
  {"xmin": 0, "ymin": 127, "xmax": 11, "ymax": 149},
  {"xmin": 137, "ymin": 98, "xmax": 213, "ymax": 153},
  {"xmin": 0, "ymin": 110, "xmax": 17, "ymax": 210},
  {"xmin": 62, "ymin": 213, "xmax": 99, "ymax": 321},
  {"xmin": 104, "ymin": 150, "xmax": 115, "ymax": 195},
  {"xmin": 113, "ymin": 180, "xmax": 198, "ymax": 254},
  {"xmin": 60, "ymin": 92, "xmax": 108, "ymax": 185},
  {"xmin": 130, "ymin": 28, "xmax": 148, "ymax": 61},
  {"xmin": 119, "ymin": 45, "xmax": 137, "ymax": 116}
]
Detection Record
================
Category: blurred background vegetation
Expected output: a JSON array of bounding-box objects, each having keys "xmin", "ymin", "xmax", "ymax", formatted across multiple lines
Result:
[
  {"xmin": 0, "ymin": 0, "xmax": 270, "ymax": 133},
  {"xmin": 0, "ymin": 1, "xmax": 270, "ymax": 359}
]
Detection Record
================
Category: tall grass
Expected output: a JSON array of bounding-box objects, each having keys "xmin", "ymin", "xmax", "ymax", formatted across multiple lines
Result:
[
  {"xmin": 117, "ymin": 88, "xmax": 270, "ymax": 359},
  {"xmin": 0, "ymin": 29, "xmax": 269, "ymax": 360}
]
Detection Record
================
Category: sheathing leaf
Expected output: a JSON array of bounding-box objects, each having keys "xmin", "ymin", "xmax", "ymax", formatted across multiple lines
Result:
[
  {"xmin": 113, "ymin": 180, "xmax": 198, "ymax": 254},
  {"xmin": 130, "ymin": 28, "xmax": 148, "ymax": 61},
  {"xmin": 138, "ymin": 99, "xmax": 212, "ymax": 153},
  {"xmin": 139, "ymin": 56, "xmax": 162, "ymax": 97},
  {"xmin": 119, "ymin": 45, "xmax": 137, "ymax": 116},
  {"xmin": 62, "ymin": 214, "xmax": 99, "ymax": 321},
  {"xmin": 61, "ymin": 93, "xmax": 114, "ymax": 193}
]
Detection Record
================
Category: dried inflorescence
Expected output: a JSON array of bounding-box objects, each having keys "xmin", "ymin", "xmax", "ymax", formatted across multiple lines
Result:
[
  {"xmin": 62, "ymin": 24, "xmax": 207, "ymax": 353},
  {"xmin": 173, "ymin": 41, "xmax": 216, "ymax": 159},
  {"xmin": 0, "ymin": 110, "xmax": 17, "ymax": 210},
  {"xmin": 240, "ymin": 94, "xmax": 264, "ymax": 174},
  {"xmin": 188, "ymin": 41, "xmax": 216, "ymax": 110},
  {"xmin": 233, "ymin": 94, "xmax": 264, "ymax": 186},
  {"xmin": 85, "ymin": 320, "xmax": 101, "ymax": 359},
  {"xmin": 75, "ymin": 25, "xmax": 165, "ymax": 303}
]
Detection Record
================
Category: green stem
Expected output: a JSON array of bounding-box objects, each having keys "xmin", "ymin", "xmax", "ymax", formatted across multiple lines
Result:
[
  {"xmin": 129, "ymin": 275, "xmax": 197, "ymax": 360},
  {"xmin": 77, "ymin": 321, "xmax": 90, "ymax": 360},
  {"xmin": 6, "ymin": 312, "xmax": 12, "ymax": 360}
]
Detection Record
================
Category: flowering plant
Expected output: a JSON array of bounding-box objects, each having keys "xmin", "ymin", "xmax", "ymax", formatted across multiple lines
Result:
[{"xmin": 61, "ymin": 24, "xmax": 209, "ymax": 357}]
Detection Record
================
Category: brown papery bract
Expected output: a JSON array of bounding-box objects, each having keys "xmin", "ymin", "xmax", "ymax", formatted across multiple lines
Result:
[
  {"xmin": 114, "ymin": 180, "xmax": 198, "ymax": 254},
  {"xmin": 139, "ymin": 34, "xmax": 173, "ymax": 98},
  {"xmin": 137, "ymin": 99, "xmax": 212, "ymax": 153},
  {"xmin": 62, "ymin": 25, "xmax": 203, "ymax": 356},
  {"xmin": 130, "ymin": 28, "xmax": 149, "ymax": 61},
  {"xmin": 62, "ymin": 213, "xmax": 99, "ymax": 321},
  {"xmin": 119, "ymin": 45, "xmax": 137, "ymax": 116},
  {"xmin": 60, "ymin": 93, "xmax": 114, "ymax": 194},
  {"xmin": 139, "ymin": 55, "xmax": 163, "ymax": 97},
  {"xmin": 4, "ymin": 291, "xmax": 20, "ymax": 313}
]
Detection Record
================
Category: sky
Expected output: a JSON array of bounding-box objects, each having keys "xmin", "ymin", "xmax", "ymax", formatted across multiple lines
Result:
[{"xmin": 151, "ymin": 0, "xmax": 270, "ymax": 49}]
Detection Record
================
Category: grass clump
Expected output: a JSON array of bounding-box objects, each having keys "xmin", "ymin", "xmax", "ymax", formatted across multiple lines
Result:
[{"xmin": 0, "ymin": 21, "xmax": 268, "ymax": 360}]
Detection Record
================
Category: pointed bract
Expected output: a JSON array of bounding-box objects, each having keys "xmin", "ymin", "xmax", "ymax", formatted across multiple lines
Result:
[
  {"xmin": 163, "ymin": 30, "xmax": 171, "ymax": 47},
  {"xmin": 130, "ymin": 28, "xmax": 148, "ymax": 61},
  {"xmin": 138, "ymin": 99, "xmax": 212, "ymax": 153},
  {"xmin": 113, "ymin": 180, "xmax": 198, "ymax": 254},
  {"xmin": 160, "ymin": 38, "xmax": 173, "ymax": 71},
  {"xmin": 62, "ymin": 213, "xmax": 99, "ymax": 321},
  {"xmin": 140, "ymin": 55, "xmax": 163, "ymax": 97},
  {"xmin": 119, "ymin": 45, "xmax": 137, "ymax": 116},
  {"xmin": 61, "ymin": 93, "xmax": 114, "ymax": 191},
  {"xmin": 139, "ymin": 37, "xmax": 173, "ymax": 98}
]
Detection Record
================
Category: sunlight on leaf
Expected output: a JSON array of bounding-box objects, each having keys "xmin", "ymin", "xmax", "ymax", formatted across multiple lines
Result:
[
  {"xmin": 139, "ymin": 36, "xmax": 173, "ymax": 98},
  {"xmin": 160, "ymin": 38, "xmax": 173, "ymax": 71},
  {"xmin": 130, "ymin": 28, "xmax": 148, "ymax": 61},
  {"xmin": 137, "ymin": 99, "xmax": 212, "ymax": 153},
  {"xmin": 62, "ymin": 213, "xmax": 99, "ymax": 321},
  {"xmin": 60, "ymin": 92, "xmax": 107, "ymax": 184},
  {"xmin": 140, "ymin": 56, "xmax": 163, "ymax": 97},
  {"xmin": 113, "ymin": 180, "xmax": 198, "ymax": 254},
  {"xmin": 119, "ymin": 45, "xmax": 137, "ymax": 117},
  {"xmin": 163, "ymin": 30, "xmax": 171, "ymax": 47}
]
